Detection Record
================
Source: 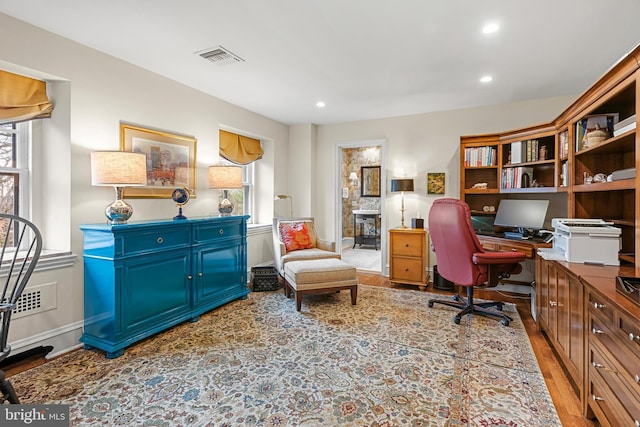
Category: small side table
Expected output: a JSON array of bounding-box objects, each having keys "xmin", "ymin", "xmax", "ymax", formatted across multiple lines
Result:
[{"xmin": 389, "ymin": 227, "xmax": 428, "ymax": 290}]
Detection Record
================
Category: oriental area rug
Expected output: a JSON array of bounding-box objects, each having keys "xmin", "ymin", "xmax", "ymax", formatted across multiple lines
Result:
[{"xmin": 11, "ymin": 285, "xmax": 561, "ymax": 426}]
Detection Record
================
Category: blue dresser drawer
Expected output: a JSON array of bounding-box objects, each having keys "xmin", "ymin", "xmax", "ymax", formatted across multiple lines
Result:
[
  {"xmin": 194, "ymin": 221, "xmax": 243, "ymax": 244},
  {"xmin": 118, "ymin": 227, "xmax": 190, "ymax": 256}
]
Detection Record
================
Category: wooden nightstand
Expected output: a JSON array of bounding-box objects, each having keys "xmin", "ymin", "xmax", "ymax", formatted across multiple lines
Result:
[{"xmin": 389, "ymin": 228, "xmax": 428, "ymax": 290}]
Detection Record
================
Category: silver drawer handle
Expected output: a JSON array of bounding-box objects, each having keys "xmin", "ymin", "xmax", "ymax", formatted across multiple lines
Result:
[
  {"xmin": 157, "ymin": 237, "xmax": 164, "ymax": 244},
  {"xmin": 630, "ymin": 333, "xmax": 640, "ymax": 343},
  {"xmin": 635, "ymin": 420, "xmax": 639, "ymax": 427},
  {"xmin": 635, "ymin": 374, "xmax": 640, "ymax": 384},
  {"xmin": 593, "ymin": 302, "xmax": 605, "ymax": 309},
  {"xmin": 592, "ymin": 362, "xmax": 616, "ymax": 373},
  {"xmin": 592, "ymin": 395, "xmax": 604, "ymax": 402},
  {"xmin": 592, "ymin": 328, "xmax": 605, "ymax": 335},
  {"xmin": 549, "ymin": 301, "xmax": 557, "ymax": 307}
]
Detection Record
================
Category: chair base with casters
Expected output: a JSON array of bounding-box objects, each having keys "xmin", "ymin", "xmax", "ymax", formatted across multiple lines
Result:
[{"xmin": 428, "ymin": 283, "xmax": 513, "ymax": 326}]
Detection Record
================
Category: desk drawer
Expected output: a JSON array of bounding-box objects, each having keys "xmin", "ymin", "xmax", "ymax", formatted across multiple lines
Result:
[
  {"xmin": 391, "ymin": 233, "xmax": 424, "ymax": 257},
  {"xmin": 496, "ymin": 242, "xmax": 534, "ymax": 258}
]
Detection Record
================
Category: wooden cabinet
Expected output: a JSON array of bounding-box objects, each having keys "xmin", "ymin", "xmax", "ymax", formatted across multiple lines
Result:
[
  {"xmin": 587, "ymin": 287, "xmax": 640, "ymax": 426},
  {"xmin": 535, "ymin": 258, "xmax": 584, "ymax": 401},
  {"xmin": 389, "ymin": 228, "xmax": 428, "ymax": 290},
  {"xmin": 460, "ymin": 45, "xmax": 640, "ymax": 268},
  {"xmin": 80, "ymin": 216, "xmax": 249, "ymax": 358}
]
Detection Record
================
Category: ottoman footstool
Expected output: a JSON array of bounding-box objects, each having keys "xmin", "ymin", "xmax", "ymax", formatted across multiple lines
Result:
[{"xmin": 283, "ymin": 258, "xmax": 358, "ymax": 311}]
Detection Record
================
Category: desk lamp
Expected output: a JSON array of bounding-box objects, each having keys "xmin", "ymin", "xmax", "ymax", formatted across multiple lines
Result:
[
  {"xmin": 91, "ymin": 151, "xmax": 147, "ymax": 224},
  {"xmin": 208, "ymin": 165, "xmax": 243, "ymax": 215},
  {"xmin": 390, "ymin": 178, "xmax": 414, "ymax": 228}
]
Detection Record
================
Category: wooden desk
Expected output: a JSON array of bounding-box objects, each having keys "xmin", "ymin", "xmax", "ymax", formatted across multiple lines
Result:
[{"xmin": 475, "ymin": 233, "xmax": 552, "ymax": 259}]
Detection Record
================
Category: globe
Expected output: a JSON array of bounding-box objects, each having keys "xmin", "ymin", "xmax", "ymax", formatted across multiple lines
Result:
[{"xmin": 172, "ymin": 187, "xmax": 190, "ymax": 220}]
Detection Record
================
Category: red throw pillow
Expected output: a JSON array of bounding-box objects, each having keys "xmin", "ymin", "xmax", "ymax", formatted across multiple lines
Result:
[{"xmin": 279, "ymin": 222, "xmax": 315, "ymax": 252}]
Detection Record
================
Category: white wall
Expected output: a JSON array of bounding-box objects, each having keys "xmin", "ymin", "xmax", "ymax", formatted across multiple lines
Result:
[
  {"xmin": 314, "ymin": 96, "xmax": 576, "ymax": 271},
  {"xmin": 0, "ymin": 13, "xmax": 288, "ymax": 355}
]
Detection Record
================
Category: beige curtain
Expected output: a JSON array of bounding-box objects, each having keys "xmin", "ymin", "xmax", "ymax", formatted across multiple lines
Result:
[
  {"xmin": 219, "ymin": 129, "xmax": 263, "ymax": 165},
  {"xmin": 0, "ymin": 70, "xmax": 54, "ymax": 124}
]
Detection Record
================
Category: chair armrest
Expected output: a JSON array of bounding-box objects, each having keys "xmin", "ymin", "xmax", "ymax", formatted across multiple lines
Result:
[
  {"xmin": 473, "ymin": 251, "xmax": 526, "ymax": 265},
  {"xmin": 316, "ymin": 239, "xmax": 336, "ymax": 252}
]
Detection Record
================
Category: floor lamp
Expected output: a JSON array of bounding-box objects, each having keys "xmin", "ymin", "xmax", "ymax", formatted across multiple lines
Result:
[
  {"xmin": 274, "ymin": 194, "xmax": 293, "ymax": 217},
  {"xmin": 390, "ymin": 178, "xmax": 414, "ymax": 228}
]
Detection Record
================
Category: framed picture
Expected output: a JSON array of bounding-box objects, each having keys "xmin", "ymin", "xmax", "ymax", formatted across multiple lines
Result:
[
  {"xmin": 427, "ymin": 172, "xmax": 445, "ymax": 194},
  {"xmin": 361, "ymin": 166, "xmax": 381, "ymax": 197},
  {"xmin": 120, "ymin": 123, "xmax": 197, "ymax": 198}
]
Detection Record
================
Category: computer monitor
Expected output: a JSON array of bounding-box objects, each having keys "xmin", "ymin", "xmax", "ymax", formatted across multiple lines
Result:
[{"xmin": 493, "ymin": 199, "xmax": 549, "ymax": 238}]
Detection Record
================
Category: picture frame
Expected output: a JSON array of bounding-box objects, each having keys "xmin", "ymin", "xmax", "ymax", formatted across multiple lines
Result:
[
  {"xmin": 361, "ymin": 166, "xmax": 381, "ymax": 197},
  {"xmin": 120, "ymin": 123, "xmax": 197, "ymax": 198},
  {"xmin": 427, "ymin": 172, "xmax": 445, "ymax": 194}
]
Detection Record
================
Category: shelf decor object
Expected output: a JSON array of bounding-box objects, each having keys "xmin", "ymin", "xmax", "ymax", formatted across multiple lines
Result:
[
  {"xmin": 390, "ymin": 178, "xmax": 414, "ymax": 228},
  {"xmin": 274, "ymin": 194, "xmax": 293, "ymax": 218},
  {"xmin": 209, "ymin": 165, "xmax": 243, "ymax": 216},
  {"xmin": 90, "ymin": 151, "xmax": 147, "ymax": 224},
  {"xmin": 172, "ymin": 187, "xmax": 190, "ymax": 220}
]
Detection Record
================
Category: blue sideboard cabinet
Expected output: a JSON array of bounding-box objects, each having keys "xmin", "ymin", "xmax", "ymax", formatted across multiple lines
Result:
[{"xmin": 79, "ymin": 215, "xmax": 250, "ymax": 358}]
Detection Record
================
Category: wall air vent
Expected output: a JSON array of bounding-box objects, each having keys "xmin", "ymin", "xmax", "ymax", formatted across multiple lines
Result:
[{"xmin": 196, "ymin": 46, "xmax": 244, "ymax": 65}]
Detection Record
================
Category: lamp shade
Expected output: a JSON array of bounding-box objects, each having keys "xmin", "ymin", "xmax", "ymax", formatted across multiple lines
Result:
[
  {"xmin": 391, "ymin": 178, "xmax": 414, "ymax": 192},
  {"xmin": 349, "ymin": 172, "xmax": 358, "ymax": 181},
  {"xmin": 91, "ymin": 151, "xmax": 147, "ymax": 186},
  {"xmin": 208, "ymin": 165, "xmax": 243, "ymax": 189}
]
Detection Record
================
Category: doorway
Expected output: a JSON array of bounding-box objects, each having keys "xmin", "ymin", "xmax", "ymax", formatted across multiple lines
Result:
[{"xmin": 335, "ymin": 140, "xmax": 386, "ymax": 273}]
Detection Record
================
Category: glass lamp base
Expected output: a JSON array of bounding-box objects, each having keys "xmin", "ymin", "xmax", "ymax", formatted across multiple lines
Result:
[
  {"xmin": 218, "ymin": 198, "xmax": 234, "ymax": 216},
  {"xmin": 105, "ymin": 198, "xmax": 133, "ymax": 224}
]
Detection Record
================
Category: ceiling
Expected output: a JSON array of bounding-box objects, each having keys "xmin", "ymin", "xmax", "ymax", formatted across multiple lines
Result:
[{"xmin": 2, "ymin": 1, "xmax": 640, "ymax": 125}]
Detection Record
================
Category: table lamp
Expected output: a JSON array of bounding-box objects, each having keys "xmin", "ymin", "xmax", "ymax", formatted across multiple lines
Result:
[
  {"xmin": 274, "ymin": 194, "xmax": 293, "ymax": 217},
  {"xmin": 209, "ymin": 165, "xmax": 243, "ymax": 215},
  {"xmin": 91, "ymin": 151, "xmax": 147, "ymax": 224},
  {"xmin": 390, "ymin": 178, "xmax": 414, "ymax": 228}
]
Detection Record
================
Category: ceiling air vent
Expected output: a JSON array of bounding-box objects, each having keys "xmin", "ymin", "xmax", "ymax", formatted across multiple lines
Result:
[{"xmin": 196, "ymin": 46, "xmax": 244, "ymax": 65}]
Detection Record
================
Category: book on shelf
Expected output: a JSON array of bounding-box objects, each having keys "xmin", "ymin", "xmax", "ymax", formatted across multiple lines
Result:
[
  {"xmin": 464, "ymin": 146, "xmax": 496, "ymax": 167},
  {"xmin": 559, "ymin": 130, "xmax": 569, "ymax": 158},
  {"xmin": 500, "ymin": 166, "xmax": 533, "ymax": 189},
  {"xmin": 510, "ymin": 141, "xmax": 523, "ymax": 164},
  {"xmin": 613, "ymin": 114, "xmax": 636, "ymax": 137}
]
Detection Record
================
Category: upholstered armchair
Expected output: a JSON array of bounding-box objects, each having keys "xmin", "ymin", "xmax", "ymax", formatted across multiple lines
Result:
[
  {"xmin": 272, "ymin": 217, "xmax": 340, "ymax": 277},
  {"xmin": 427, "ymin": 198, "xmax": 526, "ymax": 326}
]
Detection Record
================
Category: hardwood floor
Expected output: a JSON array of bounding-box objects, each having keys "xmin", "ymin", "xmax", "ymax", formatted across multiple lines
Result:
[{"xmin": 5, "ymin": 272, "xmax": 598, "ymax": 426}]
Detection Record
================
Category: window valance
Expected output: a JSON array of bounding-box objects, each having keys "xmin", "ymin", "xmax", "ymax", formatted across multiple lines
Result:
[
  {"xmin": 0, "ymin": 70, "xmax": 54, "ymax": 124},
  {"xmin": 219, "ymin": 129, "xmax": 263, "ymax": 165}
]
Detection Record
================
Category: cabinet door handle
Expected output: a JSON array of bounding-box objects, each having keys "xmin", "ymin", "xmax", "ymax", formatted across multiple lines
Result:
[
  {"xmin": 592, "ymin": 395, "xmax": 604, "ymax": 402},
  {"xmin": 593, "ymin": 302, "xmax": 605, "ymax": 309},
  {"xmin": 187, "ymin": 275, "xmax": 192, "ymax": 280},
  {"xmin": 630, "ymin": 333, "xmax": 640, "ymax": 343},
  {"xmin": 549, "ymin": 301, "xmax": 557, "ymax": 307},
  {"xmin": 635, "ymin": 374, "xmax": 640, "ymax": 384},
  {"xmin": 635, "ymin": 420, "xmax": 639, "ymax": 427},
  {"xmin": 198, "ymin": 272, "xmax": 203, "ymax": 277},
  {"xmin": 592, "ymin": 328, "xmax": 605, "ymax": 335},
  {"xmin": 591, "ymin": 362, "xmax": 616, "ymax": 373},
  {"xmin": 157, "ymin": 237, "xmax": 164, "ymax": 244}
]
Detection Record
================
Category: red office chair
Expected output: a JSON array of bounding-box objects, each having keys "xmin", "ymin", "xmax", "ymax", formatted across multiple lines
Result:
[{"xmin": 427, "ymin": 198, "xmax": 525, "ymax": 326}]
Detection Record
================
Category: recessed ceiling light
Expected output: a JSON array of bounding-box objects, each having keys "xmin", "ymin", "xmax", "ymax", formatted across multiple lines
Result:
[
  {"xmin": 482, "ymin": 22, "xmax": 499, "ymax": 34},
  {"xmin": 480, "ymin": 75, "xmax": 493, "ymax": 83},
  {"xmin": 316, "ymin": 101, "xmax": 326, "ymax": 108}
]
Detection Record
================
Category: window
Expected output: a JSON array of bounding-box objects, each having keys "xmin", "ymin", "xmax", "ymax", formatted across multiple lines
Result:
[
  {"xmin": 225, "ymin": 161, "xmax": 253, "ymax": 221},
  {"xmin": 0, "ymin": 121, "xmax": 29, "ymax": 218}
]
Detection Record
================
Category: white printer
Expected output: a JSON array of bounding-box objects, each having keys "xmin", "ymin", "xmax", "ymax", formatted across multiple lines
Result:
[{"xmin": 549, "ymin": 218, "xmax": 621, "ymax": 265}]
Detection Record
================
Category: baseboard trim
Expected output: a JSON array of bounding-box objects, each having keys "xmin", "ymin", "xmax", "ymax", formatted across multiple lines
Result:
[{"xmin": 9, "ymin": 321, "xmax": 84, "ymax": 359}]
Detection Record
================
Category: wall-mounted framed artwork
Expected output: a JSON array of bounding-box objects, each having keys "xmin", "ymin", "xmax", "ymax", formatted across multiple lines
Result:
[
  {"xmin": 120, "ymin": 123, "xmax": 197, "ymax": 198},
  {"xmin": 427, "ymin": 172, "xmax": 445, "ymax": 195},
  {"xmin": 361, "ymin": 165, "xmax": 381, "ymax": 197}
]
